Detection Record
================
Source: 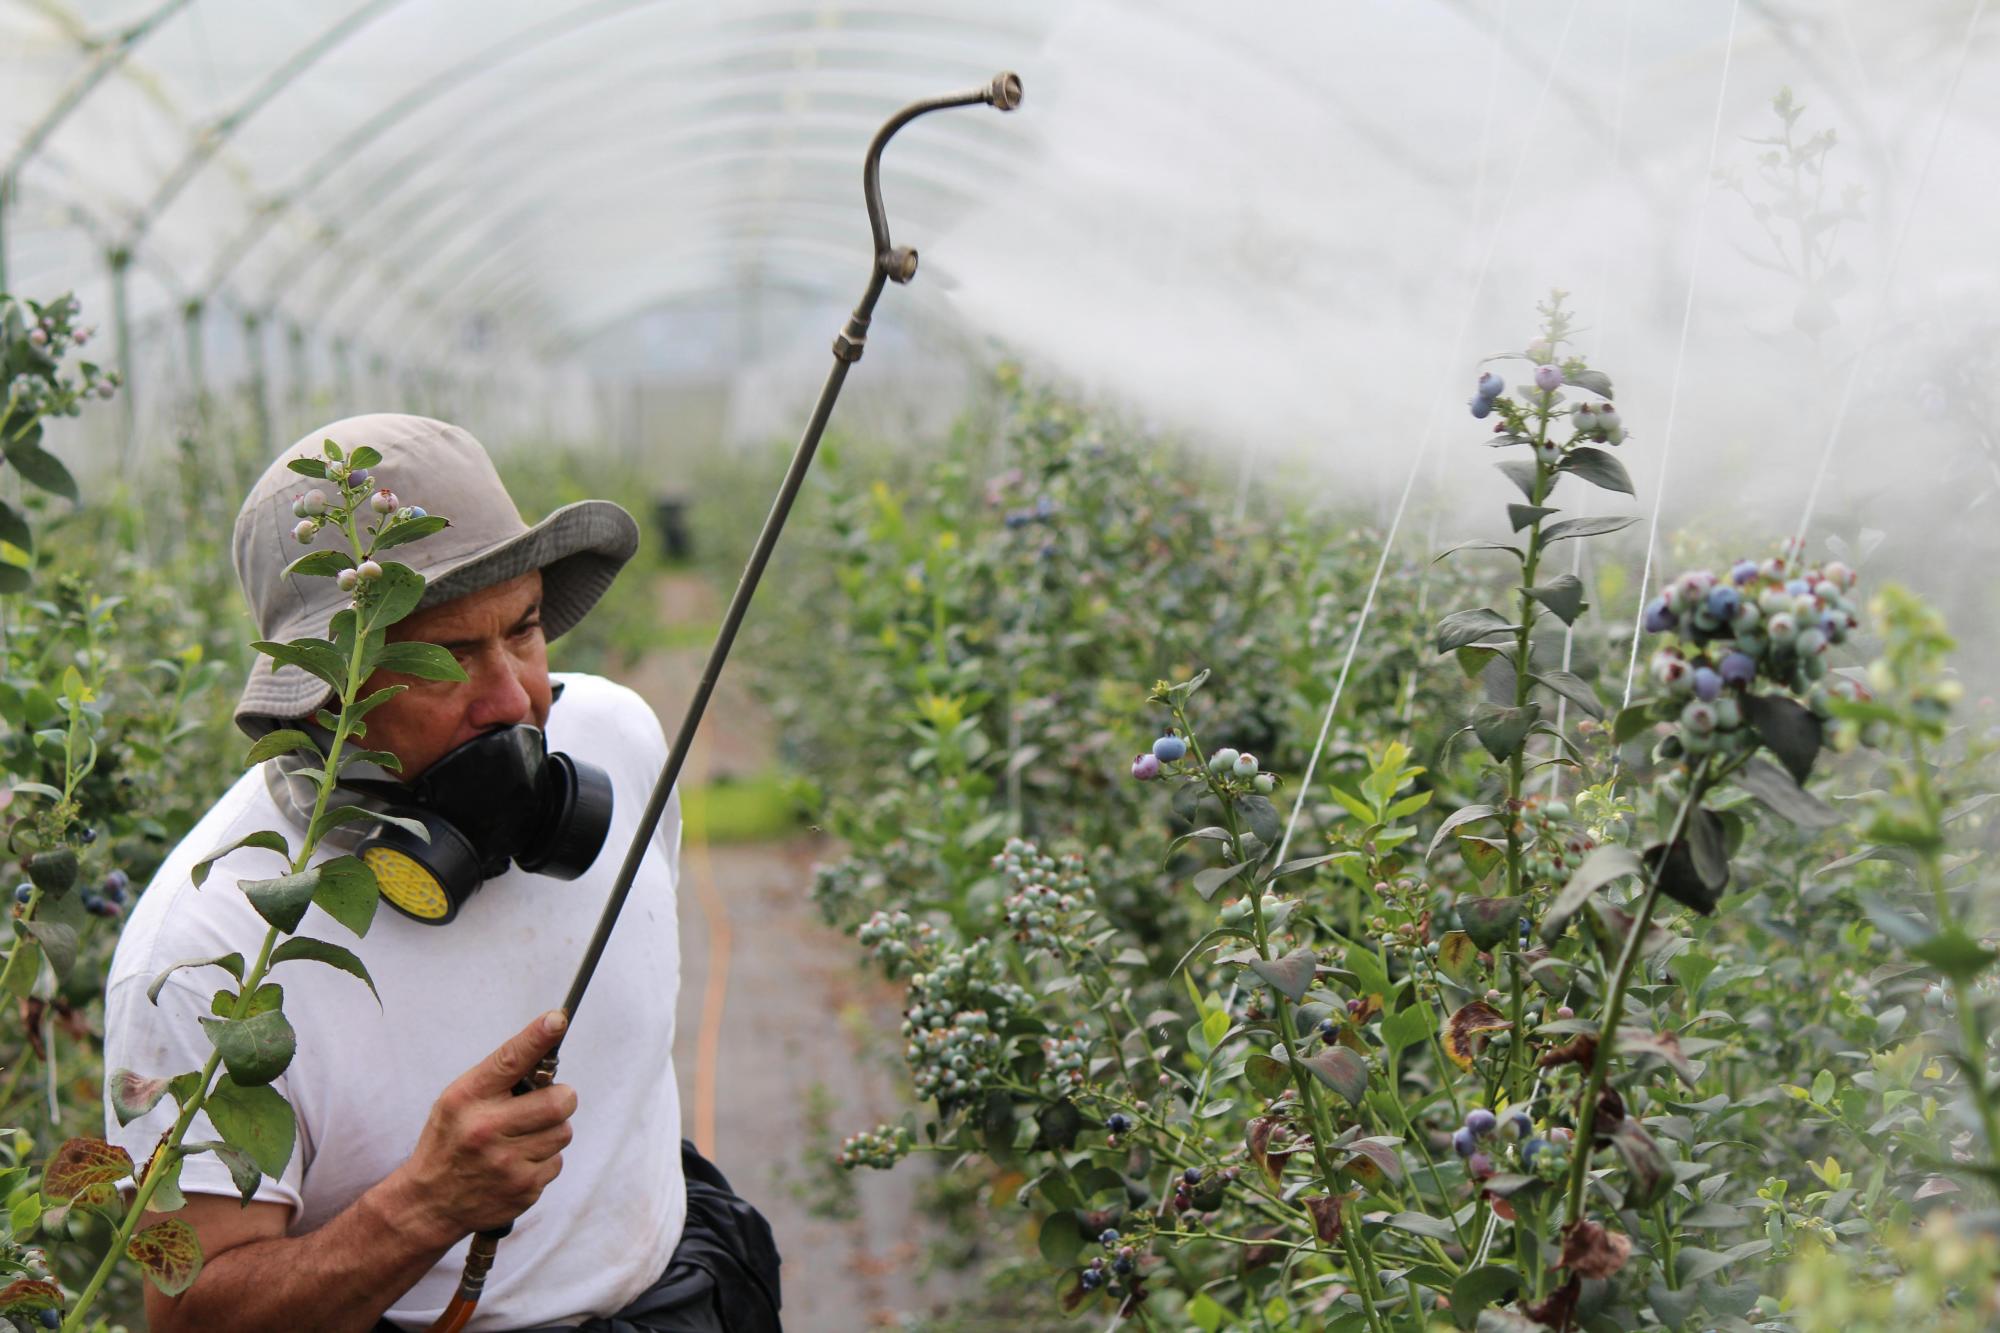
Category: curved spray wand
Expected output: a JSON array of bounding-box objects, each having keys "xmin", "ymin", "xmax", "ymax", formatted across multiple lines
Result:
[{"xmin": 426, "ymin": 70, "xmax": 1024, "ymax": 1333}]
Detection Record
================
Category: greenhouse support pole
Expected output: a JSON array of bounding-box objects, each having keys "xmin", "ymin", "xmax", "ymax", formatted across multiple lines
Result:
[
  {"xmin": 244, "ymin": 310, "xmax": 272, "ymax": 452},
  {"xmin": 109, "ymin": 248, "xmax": 136, "ymax": 462},
  {"xmin": 423, "ymin": 70, "xmax": 1024, "ymax": 1333},
  {"xmin": 183, "ymin": 299, "xmax": 207, "ymax": 408}
]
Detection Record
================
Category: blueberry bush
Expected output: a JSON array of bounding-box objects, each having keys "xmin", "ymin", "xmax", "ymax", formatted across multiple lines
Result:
[{"xmin": 754, "ymin": 302, "xmax": 2000, "ymax": 1331}]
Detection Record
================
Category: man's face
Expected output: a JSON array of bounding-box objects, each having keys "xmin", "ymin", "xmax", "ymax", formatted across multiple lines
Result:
[{"xmin": 361, "ymin": 570, "xmax": 552, "ymax": 781}]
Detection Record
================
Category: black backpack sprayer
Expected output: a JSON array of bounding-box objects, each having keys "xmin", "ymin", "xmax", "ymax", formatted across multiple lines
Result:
[{"xmin": 426, "ymin": 71, "xmax": 1024, "ymax": 1333}]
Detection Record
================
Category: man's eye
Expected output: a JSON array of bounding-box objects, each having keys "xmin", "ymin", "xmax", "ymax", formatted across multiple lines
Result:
[{"xmin": 514, "ymin": 620, "xmax": 543, "ymax": 639}]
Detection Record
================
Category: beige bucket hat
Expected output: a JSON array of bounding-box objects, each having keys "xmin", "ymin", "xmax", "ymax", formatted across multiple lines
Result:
[{"xmin": 231, "ymin": 413, "xmax": 640, "ymax": 738}]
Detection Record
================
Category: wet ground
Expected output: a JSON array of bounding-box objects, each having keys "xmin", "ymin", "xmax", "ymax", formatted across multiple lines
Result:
[{"xmin": 620, "ymin": 573, "xmax": 968, "ymax": 1330}]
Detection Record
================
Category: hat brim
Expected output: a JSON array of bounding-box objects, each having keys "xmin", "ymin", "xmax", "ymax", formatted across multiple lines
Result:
[{"xmin": 235, "ymin": 498, "xmax": 640, "ymax": 737}]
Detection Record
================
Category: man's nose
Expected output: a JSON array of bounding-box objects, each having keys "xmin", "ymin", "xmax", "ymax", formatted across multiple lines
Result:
[{"xmin": 462, "ymin": 650, "xmax": 534, "ymax": 730}]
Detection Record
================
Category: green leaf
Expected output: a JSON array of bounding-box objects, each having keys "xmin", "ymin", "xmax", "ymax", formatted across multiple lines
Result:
[
  {"xmin": 252, "ymin": 639, "xmax": 345, "ymax": 691},
  {"xmin": 372, "ymin": 640, "xmax": 468, "ymax": 682},
  {"xmin": 0, "ymin": 498, "xmax": 33, "ymax": 555},
  {"xmin": 239, "ymin": 867, "xmax": 320, "ymax": 933},
  {"xmin": 1732, "ymin": 756, "xmax": 1839, "ymax": 828},
  {"xmin": 282, "ymin": 549, "xmax": 355, "ymax": 579},
  {"xmin": 1451, "ymin": 1266, "xmax": 1522, "ymax": 1329},
  {"xmin": 1542, "ymin": 845, "xmax": 1643, "ymax": 941},
  {"xmin": 1525, "ymin": 576, "xmax": 1588, "ymax": 626},
  {"xmin": 1455, "ymin": 896, "xmax": 1523, "ymax": 951},
  {"xmin": 337, "ymin": 748, "xmax": 405, "ymax": 773},
  {"xmin": 347, "ymin": 445, "xmax": 383, "ymax": 469},
  {"xmin": 370, "ymin": 514, "xmax": 451, "ymax": 551},
  {"xmin": 18, "ymin": 920, "xmax": 76, "ymax": 980},
  {"xmin": 312, "ymin": 805, "xmax": 429, "ymax": 845},
  {"xmin": 200, "ymin": 1010, "xmax": 298, "ymax": 1086},
  {"xmin": 1507, "ymin": 503, "xmax": 1557, "ymax": 532},
  {"xmin": 1613, "ymin": 703, "xmax": 1660, "ymax": 744},
  {"xmin": 26, "ymin": 847, "xmax": 77, "ymax": 897},
  {"xmin": 1436, "ymin": 930, "xmax": 1480, "ymax": 981},
  {"xmin": 351, "ymin": 684, "xmax": 407, "ymax": 719},
  {"xmin": 147, "ymin": 952, "xmax": 246, "ymax": 1005},
  {"xmin": 212, "ymin": 983, "xmax": 283, "ymax": 1019},
  {"xmin": 1533, "ymin": 668, "xmax": 1602, "ymax": 718},
  {"xmin": 1193, "ymin": 862, "xmax": 1252, "ymax": 902},
  {"xmin": 192, "ymin": 830, "xmax": 291, "ymax": 887},
  {"xmin": 1038, "ymin": 1211, "xmax": 1083, "ymax": 1266},
  {"xmin": 1471, "ymin": 702, "xmax": 1539, "ymax": 761},
  {"xmin": 1435, "ymin": 539, "xmax": 1524, "ymax": 564},
  {"xmin": 1382, "ymin": 1003, "xmax": 1433, "ymax": 1059},
  {"xmin": 1742, "ymin": 692, "xmax": 1823, "ymax": 785},
  {"xmin": 1569, "ymin": 367, "xmax": 1613, "ymax": 398},
  {"xmin": 1435, "ymin": 609, "xmax": 1517, "ymax": 654},
  {"xmin": 311, "ymin": 855, "xmax": 380, "ymax": 939},
  {"xmin": 1907, "ymin": 926, "xmax": 1998, "ymax": 981},
  {"xmin": 1237, "ymin": 795, "xmax": 1282, "ymax": 844},
  {"xmin": 1427, "ymin": 804, "xmax": 1496, "ymax": 861},
  {"xmin": 1035, "ymin": 1099, "xmax": 1081, "ymax": 1151},
  {"xmin": 1643, "ymin": 807, "xmax": 1731, "ymax": 915},
  {"xmin": 4, "ymin": 438, "xmax": 78, "ymax": 501},
  {"xmin": 1246, "ymin": 948, "xmax": 1316, "ymax": 1002},
  {"xmin": 1542, "ymin": 514, "xmax": 1637, "ymax": 544},
  {"xmin": 1346, "ymin": 946, "xmax": 1390, "ymax": 1000},
  {"xmin": 1382, "ymin": 1211, "xmax": 1458, "ymax": 1241},
  {"xmin": 205, "ymin": 1077, "xmax": 296, "ymax": 1178},
  {"xmin": 287, "ymin": 457, "xmax": 329, "ymax": 478},
  {"xmin": 268, "ymin": 937, "xmax": 379, "ymax": 1004},
  {"xmin": 181, "ymin": 1140, "xmax": 262, "ymax": 1205},
  {"xmin": 1496, "ymin": 458, "xmax": 1540, "ymax": 500},
  {"xmin": 363, "ymin": 562, "xmax": 425, "ymax": 626},
  {"xmin": 1609, "ymin": 1118, "xmax": 1673, "ymax": 1209},
  {"xmin": 245, "ymin": 729, "xmax": 319, "ymax": 766},
  {"xmin": 127, "ymin": 1217, "xmax": 204, "ymax": 1296},
  {"xmin": 1244, "ymin": 1052, "xmax": 1290, "ymax": 1100},
  {"xmin": 1557, "ymin": 446, "xmax": 1634, "ymax": 496}
]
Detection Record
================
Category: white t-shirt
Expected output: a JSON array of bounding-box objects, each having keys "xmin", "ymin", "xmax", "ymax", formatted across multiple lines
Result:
[{"xmin": 102, "ymin": 672, "xmax": 685, "ymax": 1331}]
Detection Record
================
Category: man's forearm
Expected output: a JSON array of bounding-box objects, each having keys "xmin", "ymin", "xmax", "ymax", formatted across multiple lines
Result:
[{"xmin": 153, "ymin": 1172, "xmax": 459, "ymax": 1333}]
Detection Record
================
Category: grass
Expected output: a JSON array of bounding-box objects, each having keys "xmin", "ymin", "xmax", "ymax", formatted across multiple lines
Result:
[{"xmin": 681, "ymin": 766, "xmax": 812, "ymax": 844}]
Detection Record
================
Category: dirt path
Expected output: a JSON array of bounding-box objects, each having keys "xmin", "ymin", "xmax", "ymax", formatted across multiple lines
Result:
[{"xmin": 617, "ymin": 571, "xmax": 967, "ymax": 1329}]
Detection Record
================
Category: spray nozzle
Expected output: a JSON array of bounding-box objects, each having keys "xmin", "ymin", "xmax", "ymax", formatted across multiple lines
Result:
[{"xmin": 988, "ymin": 72, "xmax": 1024, "ymax": 111}]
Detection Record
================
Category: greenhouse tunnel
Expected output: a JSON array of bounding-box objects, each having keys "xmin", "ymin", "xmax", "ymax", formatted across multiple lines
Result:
[{"xmin": 3, "ymin": 1, "xmax": 2000, "ymax": 1330}]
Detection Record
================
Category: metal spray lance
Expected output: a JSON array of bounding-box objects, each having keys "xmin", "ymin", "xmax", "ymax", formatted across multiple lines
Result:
[{"xmin": 425, "ymin": 70, "xmax": 1024, "ymax": 1333}]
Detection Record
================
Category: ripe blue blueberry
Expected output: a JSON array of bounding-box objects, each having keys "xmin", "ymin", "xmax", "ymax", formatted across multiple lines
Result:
[
  {"xmin": 407, "ymin": 506, "xmax": 428, "ymax": 520},
  {"xmin": 1107, "ymin": 1113, "xmax": 1132, "ymax": 1135},
  {"xmin": 1501, "ymin": 1110, "xmax": 1532, "ymax": 1141},
  {"xmin": 1731, "ymin": 559, "xmax": 1759, "ymax": 585},
  {"xmin": 1131, "ymin": 753, "xmax": 1162, "ymax": 781},
  {"xmin": 1642, "ymin": 597, "xmax": 1677, "ymax": 634},
  {"xmin": 1152, "ymin": 734, "xmax": 1187, "ymax": 763},
  {"xmin": 1080, "ymin": 1269, "xmax": 1103, "ymax": 1292},
  {"xmin": 1113, "ymin": 1257, "xmax": 1133, "ymax": 1276},
  {"xmin": 1785, "ymin": 579, "xmax": 1809, "ymax": 597},
  {"xmin": 1184, "ymin": 1166, "xmax": 1203, "ymax": 1184},
  {"xmin": 1477, "ymin": 371, "xmax": 1505, "ymax": 398},
  {"xmin": 81, "ymin": 892, "xmax": 102, "ymax": 913},
  {"xmin": 1469, "ymin": 395, "xmax": 1495, "ymax": 419},
  {"xmin": 104, "ymin": 868, "xmax": 129, "ymax": 893},
  {"xmin": 1692, "ymin": 667, "xmax": 1722, "ymax": 702},
  {"xmin": 1099, "ymin": 1228, "xmax": 1121, "ymax": 1248},
  {"xmin": 1521, "ymin": 1137, "xmax": 1548, "ymax": 1168},
  {"xmin": 1318, "ymin": 1018, "xmax": 1337, "ymax": 1040},
  {"xmin": 1705, "ymin": 586, "xmax": 1740, "ymax": 621},
  {"xmin": 1719, "ymin": 651, "xmax": 1756, "ymax": 686},
  {"xmin": 1464, "ymin": 1108, "xmax": 1497, "ymax": 1137},
  {"xmin": 1452, "ymin": 1126, "xmax": 1478, "ymax": 1157},
  {"xmin": 13, "ymin": 885, "xmax": 29, "ymax": 905},
  {"xmin": 1534, "ymin": 364, "xmax": 1564, "ymax": 392},
  {"xmin": 39, "ymin": 1311, "xmax": 60, "ymax": 1330}
]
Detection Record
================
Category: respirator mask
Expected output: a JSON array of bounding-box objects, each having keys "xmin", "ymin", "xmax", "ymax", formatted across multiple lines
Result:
[{"xmin": 350, "ymin": 724, "xmax": 614, "ymax": 924}]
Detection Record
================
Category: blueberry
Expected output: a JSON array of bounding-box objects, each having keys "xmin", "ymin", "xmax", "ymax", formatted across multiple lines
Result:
[
  {"xmin": 371, "ymin": 489, "xmax": 400, "ymax": 514},
  {"xmin": 13, "ymin": 885, "xmax": 29, "ymax": 905},
  {"xmin": 1719, "ymin": 651, "xmax": 1756, "ymax": 686},
  {"xmin": 1785, "ymin": 579, "xmax": 1809, "ymax": 597},
  {"xmin": 39, "ymin": 1312, "xmax": 60, "ymax": 1330},
  {"xmin": 293, "ymin": 519, "xmax": 317, "ymax": 544},
  {"xmin": 1705, "ymin": 586, "xmax": 1740, "ymax": 621},
  {"xmin": 1572, "ymin": 403, "xmax": 1598, "ymax": 434},
  {"xmin": 1469, "ymin": 395, "xmax": 1495, "ymax": 419},
  {"xmin": 1107, "ymin": 1113, "xmax": 1132, "ymax": 1135},
  {"xmin": 1184, "ymin": 1166, "xmax": 1203, "ymax": 1184},
  {"xmin": 1534, "ymin": 365, "xmax": 1564, "ymax": 392},
  {"xmin": 1318, "ymin": 1018, "xmax": 1337, "ymax": 1040},
  {"xmin": 1692, "ymin": 667, "xmax": 1722, "ymax": 702},
  {"xmin": 1477, "ymin": 371, "xmax": 1505, "ymax": 398},
  {"xmin": 1253, "ymin": 773, "xmax": 1276, "ymax": 794},
  {"xmin": 1731, "ymin": 559, "xmax": 1759, "ymax": 586},
  {"xmin": 1152, "ymin": 735, "xmax": 1187, "ymax": 763},
  {"xmin": 1469, "ymin": 1151, "xmax": 1494, "ymax": 1177},
  {"xmin": 81, "ymin": 892, "xmax": 102, "ymax": 913},
  {"xmin": 1099, "ymin": 1228, "xmax": 1120, "ymax": 1248},
  {"xmin": 1080, "ymin": 1269, "xmax": 1103, "ymax": 1292},
  {"xmin": 1521, "ymin": 1137, "xmax": 1548, "ymax": 1168},
  {"xmin": 1642, "ymin": 597, "xmax": 1677, "ymax": 634},
  {"xmin": 104, "ymin": 869, "xmax": 129, "ymax": 893},
  {"xmin": 1465, "ymin": 1108, "xmax": 1497, "ymax": 1137},
  {"xmin": 1131, "ymin": 753, "xmax": 1162, "ymax": 781},
  {"xmin": 1208, "ymin": 747, "xmax": 1240, "ymax": 773},
  {"xmin": 1681, "ymin": 700, "xmax": 1718, "ymax": 734},
  {"xmin": 1113, "ymin": 1256, "xmax": 1133, "ymax": 1275},
  {"xmin": 408, "ymin": 506, "xmax": 428, "ymax": 520},
  {"xmin": 1452, "ymin": 1126, "xmax": 1478, "ymax": 1157},
  {"xmin": 1231, "ymin": 753, "xmax": 1259, "ymax": 779},
  {"xmin": 1035, "ymin": 495, "xmax": 1055, "ymax": 519},
  {"xmin": 1501, "ymin": 1111, "xmax": 1532, "ymax": 1141}
]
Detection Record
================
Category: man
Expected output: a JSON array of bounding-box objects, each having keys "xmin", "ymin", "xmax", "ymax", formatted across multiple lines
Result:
[{"xmin": 101, "ymin": 414, "xmax": 781, "ymax": 1332}]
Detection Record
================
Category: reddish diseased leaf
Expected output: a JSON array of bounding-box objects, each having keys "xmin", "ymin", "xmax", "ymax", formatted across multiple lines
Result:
[
  {"xmin": 128, "ymin": 1217, "xmax": 204, "ymax": 1296},
  {"xmin": 1617, "ymin": 1027, "xmax": 1696, "ymax": 1085},
  {"xmin": 1445, "ymin": 1001, "xmax": 1511, "ymax": 1070},
  {"xmin": 0, "ymin": 1278, "xmax": 62, "ymax": 1314},
  {"xmin": 43, "ymin": 1136, "xmax": 134, "ymax": 1204},
  {"xmin": 109, "ymin": 1068, "xmax": 173, "ymax": 1126},
  {"xmin": 1300, "ymin": 1046, "xmax": 1370, "ymax": 1104},
  {"xmin": 1537, "ymin": 1032, "xmax": 1598, "ymax": 1072},
  {"xmin": 1523, "ymin": 1275, "xmax": 1581, "ymax": 1328},
  {"xmin": 1239, "ymin": 1225, "xmax": 1286, "ymax": 1272},
  {"xmin": 1608, "ymin": 1117, "xmax": 1672, "ymax": 1209},
  {"xmin": 1915, "ymin": 1175, "xmax": 1961, "ymax": 1201},
  {"xmin": 1437, "ymin": 930, "xmax": 1480, "ymax": 981},
  {"xmin": 1559, "ymin": 1218, "xmax": 1632, "ymax": 1279},
  {"xmin": 1303, "ymin": 1193, "xmax": 1347, "ymax": 1245},
  {"xmin": 1247, "ymin": 1116, "xmax": 1279, "ymax": 1183},
  {"xmin": 1339, "ymin": 1136, "xmax": 1404, "ymax": 1189}
]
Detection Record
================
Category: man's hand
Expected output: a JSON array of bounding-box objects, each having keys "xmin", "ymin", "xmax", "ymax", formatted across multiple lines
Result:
[{"xmin": 387, "ymin": 1009, "xmax": 579, "ymax": 1245}]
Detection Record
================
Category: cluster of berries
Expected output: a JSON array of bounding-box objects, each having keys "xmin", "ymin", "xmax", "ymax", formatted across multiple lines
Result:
[
  {"xmin": 5, "ymin": 294, "xmax": 119, "ymax": 417},
  {"xmin": 1131, "ymin": 732, "xmax": 1278, "ymax": 795},
  {"xmin": 1169, "ymin": 1163, "xmax": 1230, "ymax": 1214},
  {"xmin": 897, "ymin": 939, "xmax": 1031, "ymax": 1103},
  {"xmin": 1642, "ymin": 550, "xmax": 1867, "ymax": 753},
  {"xmin": 995, "ymin": 838, "xmax": 1095, "ymax": 953},
  {"xmin": 12, "ymin": 867, "xmax": 127, "ymax": 918},
  {"xmin": 834, "ymin": 1123, "xmax": 912, "ymax": 1170},
  {"xmin": 856, "ymin": 909, "xmax": 936, "ymax": 979},
  {"xmin": 1518, "ymin": 1126, "xmax": 1573, "ymax": 1181},
  {"xmin": 1079, "ymin": 1229, "xmax": 1141, "ymax": 1291},
  {"xmin": 1509, "ymin": 796, "xmax": 1594, "ymax": 887},
  {"xmin": 1041, "ymin": 1028, "xmax": 1093, "ymax": 1093},
  {"xmin": 1001, "ymin": 494, "xmax": 1058, "ymax": 529},
  {"xmin": 1451, "ymin": 1106, "xmax": 1536, "ymax": 1179}
]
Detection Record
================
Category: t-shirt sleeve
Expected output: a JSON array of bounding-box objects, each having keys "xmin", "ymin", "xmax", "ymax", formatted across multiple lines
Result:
[{"xmin": 101, "ymin": 970, "xmax": 305, "ymax": 1217}]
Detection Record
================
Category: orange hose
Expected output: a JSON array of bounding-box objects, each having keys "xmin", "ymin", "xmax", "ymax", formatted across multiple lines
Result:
[{"xmin": 428, "ymin": 1293, "xmax": 475, "ymax": 1333}]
